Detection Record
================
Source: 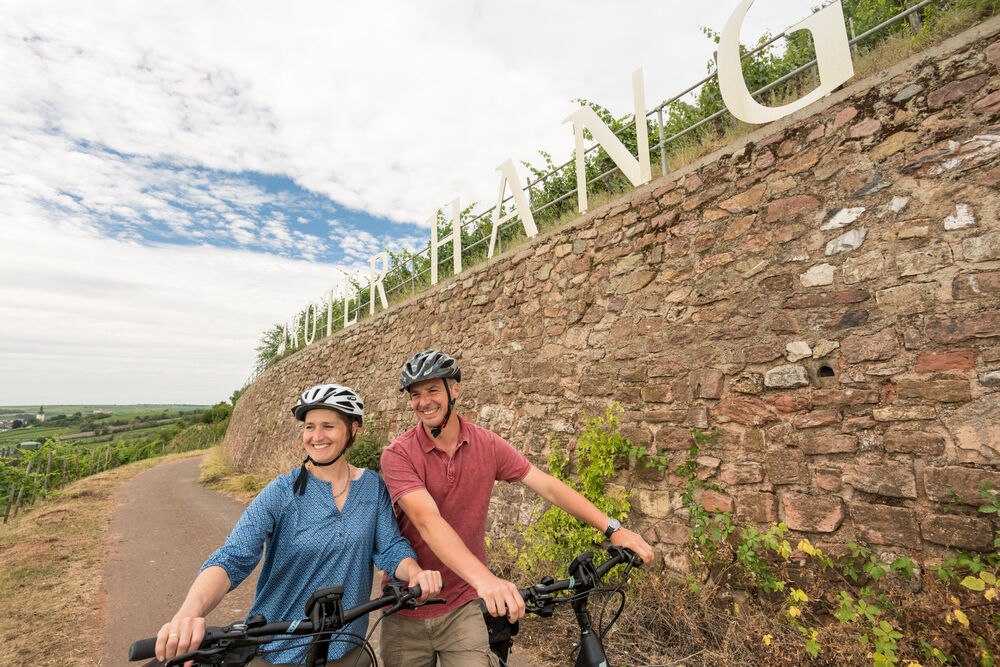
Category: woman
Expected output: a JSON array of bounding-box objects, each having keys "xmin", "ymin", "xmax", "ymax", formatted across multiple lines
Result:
[{"xmin": 156, "ymin": 383, "xmax": 442, "ymax": 666}]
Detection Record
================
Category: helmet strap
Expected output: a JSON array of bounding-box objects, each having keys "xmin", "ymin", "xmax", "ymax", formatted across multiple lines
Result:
[
  {"xmin": 430, "ymin": 380, "xmax": 456, "ymax": 439},
  {"xmin": 293, "ymin": 431, "xmax": 356, "ymax": 496}
]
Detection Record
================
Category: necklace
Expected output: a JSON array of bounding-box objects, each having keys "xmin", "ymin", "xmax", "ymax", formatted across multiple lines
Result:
[
  {"xmin": 331, "ymin": 467, "xmax": 353, "ymax": 498},
  {"xmin": 332, "ymin": 476, "xmax": 351, "ymax": 498}
]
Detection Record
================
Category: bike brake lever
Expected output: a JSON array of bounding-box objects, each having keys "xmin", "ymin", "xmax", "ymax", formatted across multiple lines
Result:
[
  {"xmin": 413, "ymin": 597, "xmax": 447, "ymax": 607},
  {"xmin": 165, "ymin": 646, "xmax": 225, "ymax": 666}
]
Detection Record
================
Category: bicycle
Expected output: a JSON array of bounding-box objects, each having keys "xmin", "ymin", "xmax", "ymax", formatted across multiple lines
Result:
[
  {"xmin": 128, "ymin": 582, "xmax": 444, "ymax": 667},
  {"xmin": 488, "ymin": 545, "xmax": 642, "ymax": 667}
]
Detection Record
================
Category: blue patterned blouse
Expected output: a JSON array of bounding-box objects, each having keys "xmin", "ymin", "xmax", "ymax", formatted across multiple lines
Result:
[{"xmin": 202, "ymin": 468, "xmax": 416, "ymax": 664}]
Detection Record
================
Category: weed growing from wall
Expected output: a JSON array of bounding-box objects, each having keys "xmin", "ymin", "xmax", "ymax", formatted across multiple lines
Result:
[{"xmin": 517, "ymin": 403, "xmax": 667, "ymax": 575}]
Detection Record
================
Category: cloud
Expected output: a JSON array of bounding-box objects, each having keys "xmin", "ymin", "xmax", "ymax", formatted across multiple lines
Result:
[{"xmin": 0, "ymin": 219, "xmax": 353, "ymax": 404}]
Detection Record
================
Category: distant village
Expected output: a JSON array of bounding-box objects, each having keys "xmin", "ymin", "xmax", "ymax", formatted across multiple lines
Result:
[{"xmin": 0, "ymin": 406, "xmax": 111, "ymax": 433}]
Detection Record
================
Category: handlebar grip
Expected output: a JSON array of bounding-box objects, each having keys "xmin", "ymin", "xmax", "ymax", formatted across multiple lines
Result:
[{"xmin": 128, "ymin": 637, "xmax": 157, "ymax": 661}]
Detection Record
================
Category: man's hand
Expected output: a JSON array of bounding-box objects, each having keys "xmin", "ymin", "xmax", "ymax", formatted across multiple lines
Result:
[
  {"xmin": 408, "ymin": 569, "xmax": 443, "ymax": 601},
  {"xmin": 610, "ymin": 527, "xmax": 654, "ymax": 565},
  {"xmin": 475, "ymin": 574, "xmax": 526, "ymax": 622}
]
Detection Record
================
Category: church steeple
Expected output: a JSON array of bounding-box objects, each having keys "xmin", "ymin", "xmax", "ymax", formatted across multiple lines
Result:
[{"xmin": 36, "ymin": 406, "xmax": 45, "ymax": 423}]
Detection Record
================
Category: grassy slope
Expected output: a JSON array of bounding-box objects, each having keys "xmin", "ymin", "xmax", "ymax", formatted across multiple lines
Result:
[{"xmin": 0, "ymin": 452, "xmax": 203, "ymax": 666}]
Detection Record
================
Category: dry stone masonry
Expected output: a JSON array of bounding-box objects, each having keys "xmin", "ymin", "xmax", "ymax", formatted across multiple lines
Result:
[{"xmin": 225, "ymin": 18, "xmax": 1000, "ymax": 566}]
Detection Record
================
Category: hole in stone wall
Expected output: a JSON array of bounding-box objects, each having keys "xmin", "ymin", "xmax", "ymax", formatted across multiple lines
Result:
[{"xmin": 818, "ymin": 365, "xmax": 836, "ymax": 377}]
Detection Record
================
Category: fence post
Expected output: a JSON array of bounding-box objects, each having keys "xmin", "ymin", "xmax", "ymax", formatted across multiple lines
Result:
[
  {"xmin": 75, "ymin": 449, "xmax": 81, "ymax": 480},
  {"xmin": 11, "ymin": 460, "xmax": 33, "ymax": 520},
  {"xmin": 2, "ymin": 475, "xmax": 18, "ymax": 524},
  {"xmin": 906, "ymin": 1, "xmax": 923, "ymax": 33},
  {"xmin": 43, "ymin": 450, "xmax": 54, "ymax": 492},
  {"xmin": 61, "ymin": 456, "xmax": 68, "ymax": 488},
  {"xmin": 657, "ymin": 107, "xmax": 668, "ymax": 176}
]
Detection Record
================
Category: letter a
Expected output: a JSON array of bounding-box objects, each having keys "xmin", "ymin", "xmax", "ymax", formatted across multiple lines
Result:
[{"xmin": 488, "ymin": 160, "xmax": 538, "ymax": 259}]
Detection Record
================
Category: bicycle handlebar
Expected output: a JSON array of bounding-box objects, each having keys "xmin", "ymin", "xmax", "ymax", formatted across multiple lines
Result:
[
  {"xmin": 518, "ymin": 546, "xmax": 640, "ymax": 614},
  {"xmin": 128, "ymin": 583, "xmax": 444, "ymax": 663}
]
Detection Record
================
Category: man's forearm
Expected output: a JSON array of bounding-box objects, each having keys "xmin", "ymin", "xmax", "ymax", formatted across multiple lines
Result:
[
  {"xmin": 411, "ymin": 513, "xmax": 494, "ymax": 587},
  {"xmin": 535, "ymin": 474, "xmax": 610, "ymax": 530}
]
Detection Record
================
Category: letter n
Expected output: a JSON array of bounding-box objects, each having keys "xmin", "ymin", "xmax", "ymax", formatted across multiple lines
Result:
[{"xmin": 564, "ymin": 68, "xmax": 651, "ymax": 213}]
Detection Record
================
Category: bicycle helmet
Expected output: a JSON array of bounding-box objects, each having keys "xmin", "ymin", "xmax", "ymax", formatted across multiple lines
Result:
[
  {"xmin": 290, "ymin": 383, "xmax": 365, "ymax": 496},
  {"xmin": 291, "ymin": 383, "xmax": 364, "ymax": 425},
  {"xmin": 398, "ymin": 349, "xmax": 462, "ymax": 392}
]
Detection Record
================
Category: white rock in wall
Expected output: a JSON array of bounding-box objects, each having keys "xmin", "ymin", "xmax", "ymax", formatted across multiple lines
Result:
[
  {"xmin": 764, "ymin": 364, "xmax": 810, "ymax": 388},
  {"xmin": 813, "ymin": 340, "xmax": 841, "ymax": 358},
  {"xmin": 944, "ymin": 204, "xmax": 977, "ymax": 230},
  {"xmin": 890, "ymin": 196, "xmax": 911, "ymax": 214},
  {"xmin": 801, "ymin": 263, "xmax": 835, "ymax": 287},
  {"xmin": 786, "ymin": 341, "xmax": 813, "ymax": 362},
  {"xmin": 820, "ymin": 207, "xmax": 866, "ymax": 231},
  {"xmin": 825, "ymin": 229, "xmax": 868, "ymax": 256}
]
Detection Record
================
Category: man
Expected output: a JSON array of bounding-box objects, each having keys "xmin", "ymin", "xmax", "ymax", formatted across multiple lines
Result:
[{"xmin": 380, "ymin": 349, "xmax": 654, "ymax": 666}]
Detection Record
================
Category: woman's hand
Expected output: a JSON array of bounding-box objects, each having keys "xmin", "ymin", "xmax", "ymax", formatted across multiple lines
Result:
[
  {"xmin": 155, "ymin": 615, "xmax": 206, "ymax": 665},
  {"xmin": 408, "ymin": 568, "xmax": 443, "ymax": 600}
]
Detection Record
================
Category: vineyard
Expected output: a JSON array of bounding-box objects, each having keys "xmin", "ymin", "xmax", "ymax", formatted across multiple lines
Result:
[{"xmin": 0, "ymin": 404, "xmax": 231, "ymax": 523}]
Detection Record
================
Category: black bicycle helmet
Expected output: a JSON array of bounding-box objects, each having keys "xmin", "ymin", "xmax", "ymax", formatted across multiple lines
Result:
[
  {"xmin": 399, "ymin": 349, "xmax": 462, "ymax": 392},
  {"xmin": 291, "ymin": 383, "xmax": 364, "ymax": 425}
]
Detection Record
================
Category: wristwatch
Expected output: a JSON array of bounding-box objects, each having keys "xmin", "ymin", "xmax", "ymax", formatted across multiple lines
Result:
[{"xmin": 604, "ymin": 517, "xmax": 621, "ymax": 539}]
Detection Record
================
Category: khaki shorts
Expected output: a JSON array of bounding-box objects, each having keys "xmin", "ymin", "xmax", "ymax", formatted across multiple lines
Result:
[
  {"xmin": 248, "ymin": 643, "xmax": 372, "ymax": 666},
  {"xmin": 379, "ymin": 600, "xmax": 495, "ymax": 667}
]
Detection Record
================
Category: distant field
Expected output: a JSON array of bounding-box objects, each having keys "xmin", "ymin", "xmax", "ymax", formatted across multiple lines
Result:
[
  {"xmin": 0, "ymin": 405, "xmax": 208, "ymax": 449},
  {"xmin": 0, "ymin": 404, "xmax": 207, "ymax": 418}
]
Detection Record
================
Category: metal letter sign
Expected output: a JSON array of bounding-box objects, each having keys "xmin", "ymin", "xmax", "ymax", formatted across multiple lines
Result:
[
  {"xmin": 718, "ymin": 0, "xmax": 854, "ymax": 124},
  {"xmin": 281, "ymin": 2, "xmax": 863, "ymax": 346}
]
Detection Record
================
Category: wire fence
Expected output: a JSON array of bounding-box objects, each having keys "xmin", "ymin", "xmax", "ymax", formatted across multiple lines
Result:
[
  {"xmin": 353, "ymin": 0, "xmax": 937, "ymax": 315},
  {"xmin": 250, "ymin": 0, "xmax": 944, "ymax": 384}
]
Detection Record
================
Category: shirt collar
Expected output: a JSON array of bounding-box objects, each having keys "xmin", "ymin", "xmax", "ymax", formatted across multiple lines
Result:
[{"xmin": 415, "ymin": 415, "xmax": 469, "ymax": 453}]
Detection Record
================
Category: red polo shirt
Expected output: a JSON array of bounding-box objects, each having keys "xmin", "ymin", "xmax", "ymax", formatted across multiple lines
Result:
[{"xmin": 380, "ymin": 416, "xmax": 532, "ymax": 618}]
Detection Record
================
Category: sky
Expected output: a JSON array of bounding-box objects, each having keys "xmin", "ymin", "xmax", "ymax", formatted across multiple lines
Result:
[{"xmin": 0, "ymin": 0, "xmax": 813, "ymax": 405}]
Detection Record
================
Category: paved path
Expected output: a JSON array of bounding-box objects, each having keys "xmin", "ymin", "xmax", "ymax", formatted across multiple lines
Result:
[
  {"xmin": 99, "ymin": 456, "xmax": 537, "ymax": 666},
  {"xmin": 100, "ymin": 456, "xmax": 261, "ymax": 665}
]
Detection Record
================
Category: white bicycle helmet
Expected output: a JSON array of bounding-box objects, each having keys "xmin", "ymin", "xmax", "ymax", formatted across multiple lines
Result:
[{"xmin": 291, "ymin": 383, "xmax": 365, "ymax": 425}]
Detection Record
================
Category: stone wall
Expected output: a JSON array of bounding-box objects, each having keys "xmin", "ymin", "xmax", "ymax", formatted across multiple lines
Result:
[{"xmin": 225, "ymin": 18, "xmax": 1000, "ymax": 564}]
